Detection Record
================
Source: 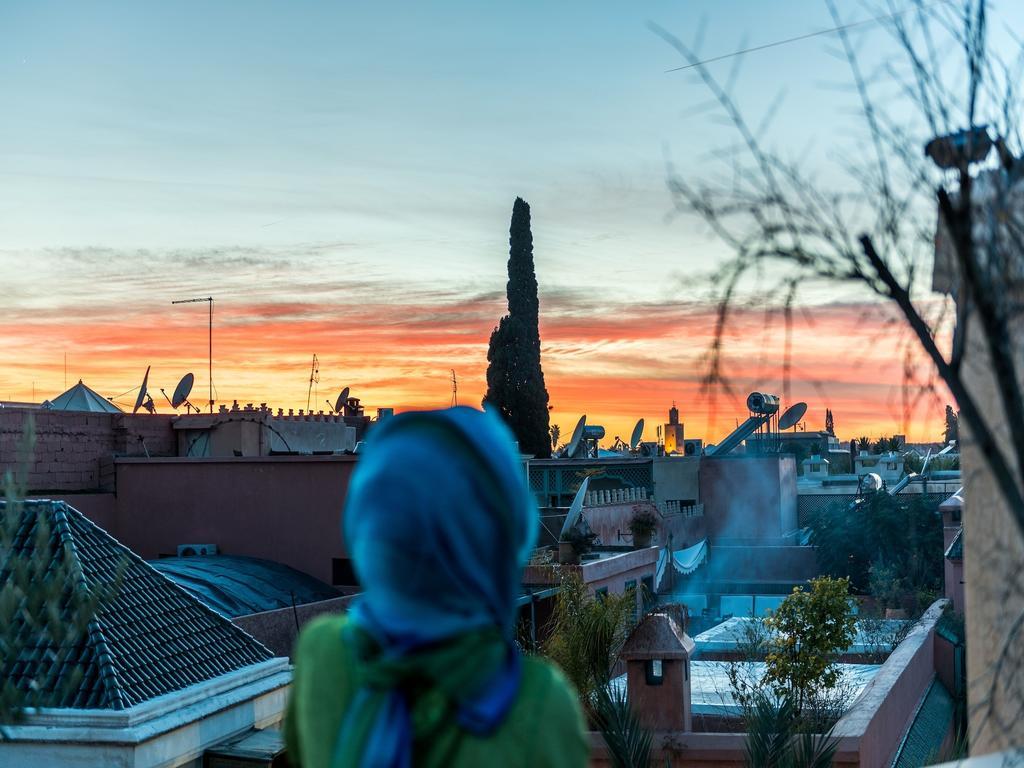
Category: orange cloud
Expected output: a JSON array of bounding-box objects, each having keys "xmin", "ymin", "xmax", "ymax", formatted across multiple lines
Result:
[{"xmin": 0, "ymin": 283, "xmax": 951, "ymax": 444}]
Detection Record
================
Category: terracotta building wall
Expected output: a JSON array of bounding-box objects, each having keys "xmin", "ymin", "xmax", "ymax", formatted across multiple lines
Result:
[
  {"xmin": 0, "ymin": 410, "xmax": 175, "ymax": 492},
  {"xmin": 111, "ymin": 455, "xmax": 357, "ymax": 584}
]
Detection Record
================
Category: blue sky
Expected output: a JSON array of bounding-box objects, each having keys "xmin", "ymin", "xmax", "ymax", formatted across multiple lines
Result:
[{"xmin": 1, "ymin": 1, "xmax": 1020, "ymax": 439}]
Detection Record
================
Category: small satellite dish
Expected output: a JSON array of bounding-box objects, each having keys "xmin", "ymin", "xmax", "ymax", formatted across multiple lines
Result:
[
  {"xmin": 565, "ymin": 415, "xmax": 586, "ymax": 458},
  {"xmin": 172, "ymin": 373, "xmax": 195, "ymax": 409},
  {"xmin": 334, "ymin": 387, "xmax": 351, "ymax": 414},
  {"xmin": 559, "ymin": 477, "xmax": 590, "ymax": 540},
  {"xmin": 629, "ymin": 418, "xmax": 645, "ymax": 451},
  {"xmin": 860, "ymin": 473, "xmax": 883, "ymax": 493},
  {"xmin": 133, "ymin": 366, "xmax": 152, "ymax": 414},
  {"xmin": 778, "ymin": 402, "xmax": 808, "ymax": 431}
]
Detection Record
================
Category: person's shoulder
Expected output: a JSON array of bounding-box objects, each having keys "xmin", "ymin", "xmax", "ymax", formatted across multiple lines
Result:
[
  {"xmin": 514, "ymin": 656, "xmax": 589, "ymax": 766},
  {"xmin": 518, "ymin": 656, "xmax": 585, "ymax": 724},
  {"xmin": 294, "ymin": 613, "xmax": 349, "ymax": 664},
  {"xmin": 520, "ymin": 655, "xmax": 575, "ymax": 697}
]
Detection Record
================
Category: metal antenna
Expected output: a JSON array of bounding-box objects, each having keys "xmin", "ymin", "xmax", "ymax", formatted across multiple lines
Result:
[
  {"xmin": 307, "ymin": 354, "xmax": 319, "ymax": 411},
  {"xmin": 171, "ymin": 296, "xmax": 214, "ymax": 413},
  {"xmin": 450, "ymin": 369, "xmax": 458, "ymax": 407}
]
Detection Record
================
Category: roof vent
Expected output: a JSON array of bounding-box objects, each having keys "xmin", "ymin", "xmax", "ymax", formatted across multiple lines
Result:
[{"xmin": 177, "ymin": 543, "xmax": 218, "ymax": 557}]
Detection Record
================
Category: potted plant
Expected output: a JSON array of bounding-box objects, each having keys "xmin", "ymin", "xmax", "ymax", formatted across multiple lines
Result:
[
  {"xmin": 558, "ymin": 533, "xmax": 579, "ymax": 565},
  {"xmin": 559, "ymin": 527, "xmax": 597, "ymax": 564},
  {"xmin": 628, "ymin": 508, "xmax": 658, "ymax": 549}
]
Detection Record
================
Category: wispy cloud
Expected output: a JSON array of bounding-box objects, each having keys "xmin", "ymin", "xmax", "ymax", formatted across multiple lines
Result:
[{"xmin": 0, "ymin": 244, "xmax": 947, "ymax": 441}]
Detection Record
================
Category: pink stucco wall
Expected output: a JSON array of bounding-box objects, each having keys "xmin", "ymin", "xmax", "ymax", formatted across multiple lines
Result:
[
  {"xmin": 588, "ymin": 600, "xmax": 950, "ymax": 767},
  {"xmin": 107, "ymin": 455, "xmax": 356, "ymax": 584},
  {"xmin": 584, "ymin": 501, "xmax": 706, "ymax": 549}
]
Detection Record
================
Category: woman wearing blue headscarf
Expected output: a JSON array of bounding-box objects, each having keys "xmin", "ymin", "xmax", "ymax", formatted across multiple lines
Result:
[{"xmin": 284, "ymin": 407, "xmax": 589, "ymax": 768}]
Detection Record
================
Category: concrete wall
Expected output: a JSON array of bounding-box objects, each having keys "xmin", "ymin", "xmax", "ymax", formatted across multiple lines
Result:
[
  {"xmin": 583, "ymin": 501, "xmax": 706, "ymax": 549},
  {"xmin": 830, "ymin": 600, "xmax": 949, "ymax": 767},
  {"xmin": 110, "ymin": 455, "xmax": 356, "ymax": 584},
  {"xmin": 233, "ymin": 596, "xmax": 354, "ymax": 658},
  {"xmin": 700, "ymin": 456, "xmax": 798, "ymax": 543},
  {"xmin": 0, "ymin": 409, "xmax": 175, "ymax": 492},
  {"xmin": 959, "ymin": 301, "xmax": 1024, "ymax": 754},
  {"xmin": 652, "ymin": 456, "xmax": 701, "ymax": 504}
]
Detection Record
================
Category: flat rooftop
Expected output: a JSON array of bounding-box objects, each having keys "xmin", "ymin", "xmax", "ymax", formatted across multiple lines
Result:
[
  {"xmin": 694, "ymin": 617, "xmax": 910, "ymax": 656},
  {"xmin": 612, "ymin": 660, "xmax": 880, "ymax": 717}
]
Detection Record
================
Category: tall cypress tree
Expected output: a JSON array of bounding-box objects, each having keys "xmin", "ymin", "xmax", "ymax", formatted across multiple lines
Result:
[{"xmin": 484, "ymin": 197, "xmax": 551, "ymax": 457}]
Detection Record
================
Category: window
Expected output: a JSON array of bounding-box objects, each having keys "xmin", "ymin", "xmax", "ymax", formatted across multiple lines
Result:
[
  {"xmin": 595, "ymin": 586, "xmax": 609, "ymax": 601},
  {"xmin": 645, "ymin": 659, "xmax": 664, "ymax": 685},
  {"xmin": 331, "ymin": 558, "xmax": 359, "ymax": 587}
]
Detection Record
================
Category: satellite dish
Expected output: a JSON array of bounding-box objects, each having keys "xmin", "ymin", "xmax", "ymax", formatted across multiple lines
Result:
[
  {"xmin": 565, "ymin": 415, "xmax": 586, "ymax": 458},
  {"xmin": 133, "ymin": 366, "xmax": 152, "ymax": 414},
  {"xmin": 860, "ymin": 472, "xmax": 883, "ymax": 493},
  {"xmin": 334, "ymin": 387, "xmax": 350, "ymax": 414},
  {"xmin": 171, "ymin": 373, "xmax": 195, "ymax": 409},
  {"xmin": 559, "ymin": 477, "xmax": 590, "ymax": 539},
  {"xmin": 629, "ymin": 418, "xmax": 645, "ymax": 451},
  {"xmin": 778, "ymin": 402, "xmax": 808, "ymax": 431}
]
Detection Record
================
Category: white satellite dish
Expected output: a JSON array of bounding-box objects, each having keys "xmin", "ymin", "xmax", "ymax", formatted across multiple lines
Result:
[
  {"xmin": 629, "ymin": 418, "xmax": 645, "ymax": 451},
  {"xmin": 133, "ymin": 366, "xmax": 152, "ymax": 414},
  {"xmin": 559, "ymin": 477, "xmax": 590, "ymax": 539},
  {"xmin": 565, "ymin": 415, "xmax": 586, "ymax": 458},
  {"xmin": 172, "ymin": 373, "xmax": 195, "ymax": 409},
  {"xmin": 334, "ymin": 387, "xmax": 351, "ymax": 414},
  {"xmin": 860, "ymin": 472, "xmax": 883, "ymax": 493},
  {"xmin": 778, "ymin": 402, "xmax": 808, "ymax": 431}
]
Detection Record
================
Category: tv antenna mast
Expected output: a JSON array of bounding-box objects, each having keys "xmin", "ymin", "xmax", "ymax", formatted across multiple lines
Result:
[
  {"xmin": 171, "ymin": 296, "xmax": 214, "ymax": 413},
  {"xmin": 450, "ymin": 369, "xmax": 458, "ymax": 407},
  {"xmin": 307, "ymin": 354, "xmax": 320, "ymax": 411}
]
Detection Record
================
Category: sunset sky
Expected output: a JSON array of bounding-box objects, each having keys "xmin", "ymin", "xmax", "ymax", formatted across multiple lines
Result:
[{"xmin": 3, "ymin": 1, "xmax": 1015, "ymax": 443}]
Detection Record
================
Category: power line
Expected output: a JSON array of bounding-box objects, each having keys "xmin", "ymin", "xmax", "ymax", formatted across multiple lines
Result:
[{"xmin": 664, "ymin": 1, "xmax": 953, "ymax": 73}]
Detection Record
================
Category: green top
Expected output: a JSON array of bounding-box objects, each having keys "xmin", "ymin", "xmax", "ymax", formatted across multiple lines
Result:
[{"xmin": 284, "ymin": 614, "xmax": 590, "ymax": 768}]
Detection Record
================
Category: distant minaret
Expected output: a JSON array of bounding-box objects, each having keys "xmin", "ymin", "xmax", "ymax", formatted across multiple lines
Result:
[{"xmin": 665, "ymin": 401, "xmax": 684, "ymax": 453}]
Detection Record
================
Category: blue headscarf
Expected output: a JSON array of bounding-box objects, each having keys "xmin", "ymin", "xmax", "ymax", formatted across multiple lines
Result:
[{"xmin": 336, "ymin": 407, "xmax": 538, "ymax": 767}]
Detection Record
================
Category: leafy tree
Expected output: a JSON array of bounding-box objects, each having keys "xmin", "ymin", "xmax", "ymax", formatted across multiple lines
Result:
[
  {"xmin": 944, "ymin": 405, "xmax": 960, "ymax": 444},
  {"xmin": 592, "ymin": 683, "xmax": 652, "ymax": 768},
  {"xmin": 856, "ymin": 436, "xmax": 871, "ymax": 453},
  {"xmin": 550, "ymin": 423, "xmax": 561, "ymax": 451},
  {"xmin": 824, "ymin": 409, "xmax": 834, "ymax": 435},
  {"xmin": 484, "ymin": 197, "xmax": 552, "ymax": 457},
  {"xmin": 874, "ymin": 437, "xmax": 891, "ymax": 454},
  {"xmin": 809, "ymin": 491, "xmax": 943, "ymax": 596},
  {"xmin": 889, "ymin": 434, "xmax": 903, "ymax": 452},
  {"xmin": 542, "ymin": 570, "xmax": 635, "ymax": 719},
  {"xmin": 763, "ymin": 577, "xmax": 857, "ymax": 713}
]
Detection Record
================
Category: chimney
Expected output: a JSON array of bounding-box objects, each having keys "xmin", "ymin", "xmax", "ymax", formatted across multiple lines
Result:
[{"xmin": 619, "ymin": 610, "xmax": 695, "ymax": 732}]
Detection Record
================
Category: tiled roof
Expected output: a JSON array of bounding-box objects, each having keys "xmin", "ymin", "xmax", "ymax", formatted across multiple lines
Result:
[
  {"xmin": 0, "ymin": 500, "xmax": 273, "ymax": 710},
  {"xmin": 892, "ymin": 679, "xmax": 955, "ymax": 768},
  {"xmin": 620, "ymin": 611, "xmax": 695, "ymax": 660},
  {"xmin": 945, "ymin": 528, "xmax": 963, "ymax": 560}
]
